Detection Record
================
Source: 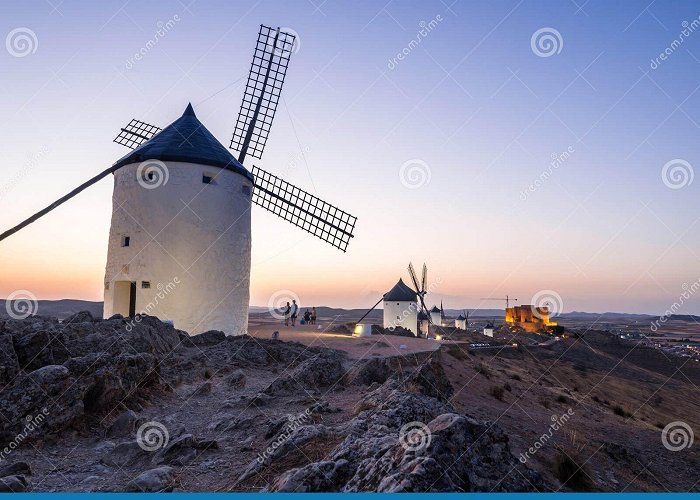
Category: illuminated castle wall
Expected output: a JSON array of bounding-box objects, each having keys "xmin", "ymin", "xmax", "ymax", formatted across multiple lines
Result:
[{"xmin": 505, "ymin": 305, "xmax": 556, "ymax": 332}]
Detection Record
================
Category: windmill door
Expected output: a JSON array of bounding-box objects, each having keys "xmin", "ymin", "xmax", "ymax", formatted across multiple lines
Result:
[{"xmin": 113, "ymin": 280, "xmax": 137, "ymax": 317}]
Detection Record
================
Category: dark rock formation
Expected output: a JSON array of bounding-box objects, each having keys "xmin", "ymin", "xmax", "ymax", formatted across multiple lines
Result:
[
  {"xmin": 264, "ymin": 352, "xmax": 346, "ymax": 395},
  {"xmin": 125, "ymin": 466, "xmax": 175, "ymax": 492},
  {"xmin": 265, "ymin": 359, "xmax": 544, "ymax": 492}
]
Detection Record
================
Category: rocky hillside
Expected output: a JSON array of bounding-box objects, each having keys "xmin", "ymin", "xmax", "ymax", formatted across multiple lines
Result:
[{"xmin": 0, "ymin": 313, "xmax": 544, "ymax": 492}]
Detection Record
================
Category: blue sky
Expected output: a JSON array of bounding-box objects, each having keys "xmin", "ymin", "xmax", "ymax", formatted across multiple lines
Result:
[{"xmin": 1, "ymin": 0, "xmax": 699, "ymax": 314}]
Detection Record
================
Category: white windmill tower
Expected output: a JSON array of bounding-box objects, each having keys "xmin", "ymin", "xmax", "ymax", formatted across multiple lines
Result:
[
  {"xmin": 455, "ymin": 311, "xmax": 468, "ymax": 330},
  {"xmin": 102, "ymin": 103, "xmax": 254, "ymax": 334},
  {"xmin": 0, "ymin": 26, "xmax": 357, "ymax": 336},
  {"xmin": 382, "ymin": 278, "xmax": 418, "ymax": 335},
  {"xmin": 430, "ymin": 305, "xmax": 442, "ymax": 326},
  {"xmin": 355, "ymin": 262, "xmax": 431, "ymax": 337}
]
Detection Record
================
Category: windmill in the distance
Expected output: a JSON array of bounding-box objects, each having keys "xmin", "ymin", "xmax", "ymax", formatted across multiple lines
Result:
[
  {"xmin": 0, "ymin": 25, "xmax": 357, "ymax": 336},
  {"xmin": 407, "ymin": 262, "xmax": 430, "ymax": 323},
  {"xmin": 355, "ymin": 262, "xmax": 431, "ymax": 337}
]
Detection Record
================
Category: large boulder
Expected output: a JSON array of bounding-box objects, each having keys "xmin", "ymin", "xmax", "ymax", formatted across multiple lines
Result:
[
  {"xmin": 0, "ymin": 475, "xmax": 28, "ymax": 492},
  {"xmin": 266, "ymin": 361, "xmax": 543, "ymax": 493},
  {"xmin": 64, "ymin": 352, "xmax": 161, "ymax": 414},
  {"xmin": 345, "ymin": 358, "xmax": 391, "ymax": 386},
  {"xmin": 222, "ymin": 369, "xmax": 246, "ymax": 389},
  {"xmin": 106, "ymin": 410, "xmax": 140, "ymax": 438},
  {"xmin": 8, "ymin": 315, "xmax": 180, "ymax": 372},
  {"xmin": 62, "ymin": 311, "xmax": 96, "ymax": 324},
  {"xmin": 346, "ymin": 413, "xmax": 543, "ymax": 492},
  {"xmin": 266, "ymin": 460, "xmax": 352, "ymax": 492},
  {"xmin": 264, "ymin": 353, "xmax": 345, "ymax": 395},
  {"xmin": 403, "ymin": 356, "xmax": 453, "ymax": 402},
  {"xmin": 0, "ymin": 333, "xmax": 19, "ymax": 386},
  {"xmin": 181, "ymin": 330, "xmax": 226, "ymax": 347},
  {"xmin": 125, "ymin": 466, "xmax": 175, "ymax": 492},
  {"xmin": 269, "ymin": 411, "xmax": 544, "ymax": 492},
  {"xmin": 0, "ymin": 365, "xmax": 83, "ymax": 439}
]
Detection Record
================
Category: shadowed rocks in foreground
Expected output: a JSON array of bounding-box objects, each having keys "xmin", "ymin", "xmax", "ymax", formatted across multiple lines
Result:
[{"xmin": 0, "ymin": 313, "xmax": 544, "ymax": 492}]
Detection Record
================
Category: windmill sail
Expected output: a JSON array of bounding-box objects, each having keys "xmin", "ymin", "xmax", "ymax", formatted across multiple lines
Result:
[
  {"xmin": 408, "ymin": 262, "xmax": 431, "ymax": 322},
  {"xmin": 0, "ymin": 164, "xmax": 123, "ymax": 242},
  {"xmin": 111, "ymin": 117, "xmax": 357, "ymax": 251},
  {"xmin": 231, "ymin": 25, "xmax": 296, "ymax": 163},
  {"xmin": 114, "ymin": 119, "xmax": 162, "ymax": 149},
  {"xmin": 1, "ymin": 27, "xmax": 357, "ymax": 252},
  {"xmin": 252, "ymin": 166, "xmax": 355, "ymax": 252}
]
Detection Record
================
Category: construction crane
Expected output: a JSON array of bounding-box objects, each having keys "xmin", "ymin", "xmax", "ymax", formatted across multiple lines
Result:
[{"xmin": 480, "ymin": 295, "xmax": 518, "ymax": 309}]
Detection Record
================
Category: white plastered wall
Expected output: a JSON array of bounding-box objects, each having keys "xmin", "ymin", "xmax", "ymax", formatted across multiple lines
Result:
[
  {"xmin": 103, "ymin": 161, "xmax": 252, "ymax": 335},
  {"xmin": 383, "ymin": 300, "xmax": 418, "ymax": 336}
]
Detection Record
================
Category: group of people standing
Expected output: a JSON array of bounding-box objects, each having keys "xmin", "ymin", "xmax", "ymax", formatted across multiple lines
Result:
[{"xmin": 282, "ymin": 300, "xmax": 317, "ymax": 327}]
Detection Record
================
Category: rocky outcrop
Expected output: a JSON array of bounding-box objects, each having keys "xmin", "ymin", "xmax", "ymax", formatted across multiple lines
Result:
[
  {"xmin": 125, "ymin": 466, "xmax": 175, "ymax": 492},
  {"xmin": 107, "ymin": 410, "xmax": 140, "ymax": 438},
  {"xmin": 344, "ymin": 413, "xmax": 543, "ymax": 492},
  {"xmin": 65, "ymin": 352, "xmax": 162, "ymax": 414},
  {"xmin": 266, "ymin": 359, "xmax": 544, "ymax": 492},
  {"xmin": 0, "ymin": 365, "xmax": 82, "ymax": 438},
  {"xmin": 222, "ymin": 369, "xmax": 246, "ymax": 389},
  {"xmin": 0, "ymin": 475, "xmax": 28, "ymax": 492},
  {"xmin": 0, "ymin": 333, "xmax": 19, "ymax": 386},
  {"xmin": 345, "ymin": 357, "xmax": 392, "ymax": 386},
  {"xmin": 5, "ymin": 314, "xmax": 180, "ymax": 372},
  {"xmin": 0, "ymin": 314, "xmax": 177, "ymax": 440},
  {"xmin": 0, "ymin": 315, "xmax": 549, "ymax": 493},
  {"xmin": 264, "ymin": 352, "xmax": 346, "ymax": 395}
]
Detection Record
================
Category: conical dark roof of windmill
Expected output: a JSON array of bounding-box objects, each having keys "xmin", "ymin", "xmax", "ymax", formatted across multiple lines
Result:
[
  {"xmin": 457, "ymin": 314, "xmax": 466, "ymax": 320},
  {"xmin": 113, "ymin": 103, "xmax": 253, "ymax": 181},
  {"xmin": 430, "ymin": 305, "xmax": 441, "ymax": 313},
  {"xmin": 384, "ymin": 279, "xmax": 417, "ymax": 302}
]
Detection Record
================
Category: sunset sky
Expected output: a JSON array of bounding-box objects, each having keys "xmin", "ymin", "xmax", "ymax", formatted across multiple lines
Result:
[{"xmin": 1, "ymin": 0, "xmax": 699, "ymax": 315}]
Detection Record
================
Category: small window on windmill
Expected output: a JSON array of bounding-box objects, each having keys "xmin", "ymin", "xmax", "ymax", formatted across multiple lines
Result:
[
  {"xmin": 104, "ymin": 282, "xmax": 110, "ymax": 290},
  {"xmin": 202, "ymin": 174, "xmax": 216, "ymax": 185},
  {"xmin": 122, "ymin": 265, "xmax": 129, "ymax": 274},
  {"xmin": 242, "ymin": 184, "xmax": 252, "ymax": 197},
  {"xmin": 121, "ymin": 235, "xmax": 130, "ymax": 247},
  {"xmin": 142, "ymin": 281, "xmax": 151, "ymax": 289}
]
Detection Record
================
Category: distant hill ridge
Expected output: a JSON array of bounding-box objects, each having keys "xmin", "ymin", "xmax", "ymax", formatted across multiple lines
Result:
[{"xmin": 1, "ymin": 299, "xmax": 698, "ymax": 322}]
